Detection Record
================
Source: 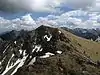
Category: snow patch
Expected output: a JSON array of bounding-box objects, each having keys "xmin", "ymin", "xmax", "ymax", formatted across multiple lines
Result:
[
  {"xmin": 21, "ymin": 44, "xmax": 23, "ymax": 46},
  {"xmin": 14, "ymin": 41, "xmax": 17, "ymax": 44},
  {"xmin": 1, "ymin": 54, "xmax": 15, "ymax": 75},
  {"xmin": 2, "ymin": 56, "xmax": 6, "ymax": 63},
  {"xmin": 40, "ymin": 52, "xmax": 54, "ymax": 58},
  {"xmin": 23, "ymin": 50, "xmax": 27, "ymax": 56},
  {"xmin": 39, "ymin": 48, "xmax": 43, "ymax": 52},
  {"xmin": 36, "ymin": 45, "xmax": 42, "ymax": 52},
  {"xmin": 3, "ymin": 45, "xmax": 10, "ymax": 53},
  {"xmin": 96, "ymin": 36, "xmax": 100, "ymax": 42},
  {"xmin": 57, "ymin": 51, "xmax": 62, "ymax": 54},
  {"xmin": 82, "ymin": 30, "xmax": 87, "ymax": 33},
  {"xmin": 58, "ymin": 31, "xmax": 62, "ymax": 34},
  {"xmin": 32, "ymin": 45, "xmax": 42, "ymax": 53},
  {"xmin": 19, "ymin": 49, "xmax": 23, "ymax": 54},
  {"xmin": 29, "ymin": 57, "xmax": 36, "ymax": 65},
  {"xmin": 30, "ymin": 56, "xmax": 32, "ymax": 59},
  {"xmin": 0, "ymin": 61, "xmax": 1, "ymax": 70},
  {"xmin": 0, "ymin": 62, "xmax": 1, "ymax": 65},
  {"xmin": 2, "ymin": 51, "xmax": 28, "ymax": 75},
  {"xmin": 44, "ymin": 34, "xmax": 52, "ymax": 41},
  {"xmin": 11, "ymin": 55, "xmax": 28, "ymax": 75}
]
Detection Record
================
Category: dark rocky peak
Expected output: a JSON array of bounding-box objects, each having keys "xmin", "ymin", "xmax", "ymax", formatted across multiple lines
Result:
[
  {"xmin": 35, "ymin": 25, "xmax": 69, "ymax": 43},
  {"xmin": 0, "ymin": 30, "xmax": 19, "ymax": 40},
  {"xmin": 0, "ymin": 25, "xmax": 71, "ymax": 75},
  {"xmin": 0, "ymin": 30, "xmax": 27, "ymax": 41}
]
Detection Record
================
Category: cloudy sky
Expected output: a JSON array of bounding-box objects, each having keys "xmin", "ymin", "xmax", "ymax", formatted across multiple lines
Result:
[{"xmin": 0, "ymin": 0, "xmax": 100, "ymax": 33}]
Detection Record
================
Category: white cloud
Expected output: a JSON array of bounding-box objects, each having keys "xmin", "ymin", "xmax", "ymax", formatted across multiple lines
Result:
[
  {"xmin": 1, "ymin": 9, "xmax": 100, "ymax": 33},
  {"xmin": 36, "ymin": 10, "xmax": 100, "ymax": 29},
  {"xmin": 0, "ymin": 14, "xmax": 38, "ymax": 33},
  {"xmin": 36, "ymin": 10, "xmax": 87, "ymax": 28}
]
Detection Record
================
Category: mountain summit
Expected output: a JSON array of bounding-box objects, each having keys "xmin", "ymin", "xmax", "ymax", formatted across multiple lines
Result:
[{"xmin": 0, "ymin": 25, "xmax": 100, "ymax": 75}]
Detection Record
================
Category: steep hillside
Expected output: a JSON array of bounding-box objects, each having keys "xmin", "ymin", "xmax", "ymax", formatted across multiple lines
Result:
[
  {"xmin": 60, "ymin": 28, "xmax": 100, "ymax": 61},
  {"xmin": 0, "ymin": 25, "xmax": 100, "ymax": 75}
]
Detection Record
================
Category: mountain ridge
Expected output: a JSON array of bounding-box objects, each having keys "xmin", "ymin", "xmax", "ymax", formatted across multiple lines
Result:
[
  {"xmin": 62, "ymin": 27, "xmax": 100, "ymax": 42},
  {"xmin": 0, "ymin": 25, "xmax": 100, "ymax": 75}
]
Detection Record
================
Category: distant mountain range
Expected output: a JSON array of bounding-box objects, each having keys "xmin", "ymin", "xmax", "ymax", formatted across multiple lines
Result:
[{"xmin": 62, "ymin": 27, "xmax": 100, "ymax": 42}]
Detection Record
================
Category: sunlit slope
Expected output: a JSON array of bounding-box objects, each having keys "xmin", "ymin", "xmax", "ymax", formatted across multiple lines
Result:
[{"xmin": 60, "ymin": 28, "xmax": 100, "ymax": 61}]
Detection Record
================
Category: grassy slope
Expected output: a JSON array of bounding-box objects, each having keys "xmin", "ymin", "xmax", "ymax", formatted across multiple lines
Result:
[{"xmin": 61, "ymin": 29, "xmax": 100, "ymax": 61}]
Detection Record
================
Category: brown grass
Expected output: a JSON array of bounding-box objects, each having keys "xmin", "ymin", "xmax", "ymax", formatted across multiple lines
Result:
[{"xmin": 60, "ymin": 28, "xmax": 100, "ymax": 61}]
